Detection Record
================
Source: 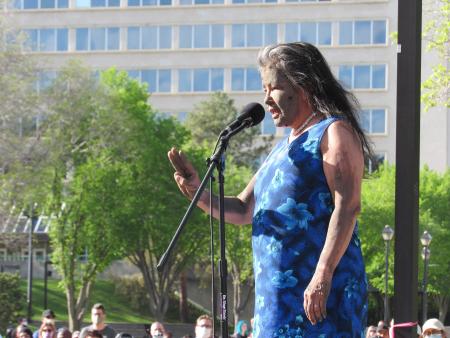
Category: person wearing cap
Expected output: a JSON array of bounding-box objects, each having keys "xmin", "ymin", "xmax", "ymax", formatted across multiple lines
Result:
[
  {"xmin": 422, "ymin": 318, "xmax": 447, "ymax": 338},
  {"xmin": 33, "ymin": 310, "xmax": 57, "ymax": 338}
]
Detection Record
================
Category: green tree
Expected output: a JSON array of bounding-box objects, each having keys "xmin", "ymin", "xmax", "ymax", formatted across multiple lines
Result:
[
  {"xmin": 185, "ymin": 92, "xmax": 273, "ymax": 168},
  {"xmin": 421, "ymin": 0, "xmax": 449, "ymax": 111},
  {"xmin": 359, "ymin": 165, "xmax": 450, "ymax": 321},
  {"xmin": 0, "ymin": 273, "xmax": 25, "ymax": 333}
]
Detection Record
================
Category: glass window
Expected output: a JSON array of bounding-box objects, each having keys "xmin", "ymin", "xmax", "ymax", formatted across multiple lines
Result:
[
  {"xmin": 142, "ymin": 70, "xmax": 157, "ymax": 92},
  {"xmin": 23, "ymin": 0, "xmax": 38, "ymax": 8},
  {"xmin": 195, "ymin": 0, "xmax": 208, "ymax": 4},
  {"xmin": 354, "ymin": 65, "xmax": 370, "ymax": 88},
  {"xmin": 232, "ymin": 0, "xmax": 245, "ymax": 3},
  {"xmin": 143, "ymin": 0, "xmax": 157, "ymax": 5},
  {"xmin": 211, "ymin": 68, "xmax": 224, "ymax": 91},
  {"xmin": 338, "ymin": 65, "xmax": 352, "ymax": 89},
  {"xmin": 142, "ymin": 26, "xmax": 157, "ymax": 49},
  {"xmin": 211, "ymin": 25, "xmax": 224, "ymax": 48},
  {"xmin": 128, "ymin": 27, "xmax": 140, "ymax": 49},
  {"xmin": 57, "ymin": 0, "xmax": 69, "ymax": 7},
  {"xmin": 232, "ymin": 24, "xmax": 245, "ymax": 48},
  {"xmin": 247, "ymin": 24, "xmax": 263, "ymax": 47},
  {"xmin": 91, "ymin": 28, "xmax": 106, "ymax": 50},
  {"xmin": 91, "ymin": 0, "xmax": 105, "ymax": 6},
  {"xmin": 262, "ymin": 112, "xmax": 276, "ymax": 135},
  {"xmin": 25, "ymin": 29, "xmax": 38, "ymax": 51},
  {"xmin": 179, "ymin": 69, "xmax": 192, "ymax": 92},
  {"xmin": 109, "ymin": 0, "xmax": 120, "ymax": 5},
  {"xmin": 285, "ymin": 23, "xmax": 298, "ymax": 43},
  {"xmin": 300, "ymin": 22, "xmax": 316, "ymax": 44},
  {"xmin": 193, "ymin": 69, "xmax": 209, "ymax": 91},
  {"xmin": 318, "ymin": 22, "xmax": 331, "ymax": 45},
  {"xmin": 247, "ymin": 68, "xmax": 261, "ymax": 91},
  {"xmin": 372, "ymin": 109, "xmax": 386, "ymax": 133},
  {"xmin": 57, "ymin": 29, "xmax": 68, "ymax": 51},
  {"xmin": 179, "ymin": 26, "xmax": 192, "ymax": 48},
  {"xmin": 372, "ymin": 65, "xmax": 386, "ymax": 88},
  {"xmin": 373, "ymin": 20, "xmax": 386, "ymax": 44},
  {"xmin": 76, "ymin": 0, "xmax": 90, "ymax": 7},
  {"xmin": 128, "ymin": 0, "xmax": 139, "ymax": 5},
  {"xmin": 194, "ymin": 25, "xmax": 209, "ymax": 48},
  {"xmin": 212, "ymin": 0, "xmax": 224, "ymax": 3},
  {"xmin": 160, "ymin": 0, "xmax": 171, "ymax": 5},
  {"xmin": 127, "ymin": 70, "xmax": 140, "ymax": 80},
  {"xmin": 354, "ymin": 21, "xmax": 371, "ymax": 44},
  {"xmin": 360, "ymin": 109, "xmax": 370, "ymax": 132},
  {"xmin": 180, "ymin": 0, "xmax": 191, "ymax": 4},
  {"xmin": 39, "ymin": 71, "xmax": 57, "ymax": 91},
  {"xmin": 159, "ymin": 69, "xmax": 171, "ymax": 92},
  {"xmin": 232, "ymin": 68, "xmax": 245, "ymax": 91},
  {"xmin": 40, "ymin": 29, "xmax": 55, "ymax": 51},
  {"xmin": 339, "ymin": 21, "xmax": 353, "ymax": 45},
  {"xmin": 107, "ymin": 27, "xmax": 120, "ymax": 50},
  {"xmin": 159, "ymin": 26, "xmax": 172, "ymax": 49},
  {"xmin": 76, "ymin": 28, "xmax": 89, "ymax": 51},
  {"xmin": 264, "ymin": 23, "xmax": 277, "ymax": 45},
  {"xmin": 41, "ymin": 0, "xmax": 55, "ymax": 8}
]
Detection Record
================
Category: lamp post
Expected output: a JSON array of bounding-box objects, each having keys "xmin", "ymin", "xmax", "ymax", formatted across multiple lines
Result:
[
  {"xmin": 421, "ymin": 230, "xmax": 432, "ymax": 324},
  {"xmin": 382, "ymin": 224, "xmax": 394, "ymax": 323}
]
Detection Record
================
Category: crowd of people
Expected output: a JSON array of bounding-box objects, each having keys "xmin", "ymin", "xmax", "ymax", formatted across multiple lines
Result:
[
  {"xmin": 365, "ymin": 319, "xmax": 448, "ymax": 338},
  {"xmin": 2, "ymin": 304, "xmax": 254, "ymax": 338}
]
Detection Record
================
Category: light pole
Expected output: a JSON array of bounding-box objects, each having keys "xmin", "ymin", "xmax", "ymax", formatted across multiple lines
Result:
[
  {"xmin": 421, "ymin": 230, "xmax": 432, "ymax": 324},
  {"xmin": 382, "ymin": 224, "xmax": 394, "ymax": 323}
]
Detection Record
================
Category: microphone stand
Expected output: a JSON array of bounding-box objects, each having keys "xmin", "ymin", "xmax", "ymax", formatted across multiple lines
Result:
[{"xmin": 158, "ymin": 122, "xmax": 249, "ymax": 338}]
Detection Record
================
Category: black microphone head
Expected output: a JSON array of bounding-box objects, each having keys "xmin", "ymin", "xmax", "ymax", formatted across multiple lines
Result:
[{"xmin": 239, "ymin": 102, "xmax": 265, "ymax": 127}]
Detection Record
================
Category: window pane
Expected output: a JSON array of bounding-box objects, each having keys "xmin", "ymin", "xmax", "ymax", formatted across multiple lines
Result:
[
  {"xmin": 300, "ymin": 22, "xmax": 316, "ymax": 44},
  {"xmin": 285, "ymin": 23, "xmax": 298, "ymax": 43},
  {"xmin": 159, "ymin": 70, "xmax": 171, "ymax": 92},
  {"xmin": 354, "ymin": 65, "xmax": 370, "ymax": 88},
  {"xmin": 372, "ymin": 109, "xmax": 386, "ymax": 133},
  {"xmin": 57, "ymin": 29, "xmax": 68, "ymax": 51},
  {"xmin": 247, "ymin": 24, "xmax": 262, "ymax": 47},
  {"xmin": 127, "ymin": 70, "xmax": 140, "ymax": 80},
  {"xmin": 23, "ymin": 0, "xmax": 38, "ymax": 9},
  {"xmin": 179, "ymin": 0, "xmax": 191, "ymax": 4},
  {"xmin": 232, "ymin": 24, "xmax": 245, "ymax": 47},
  {"xmin": 372, "ymin": 65, "xmax": 386, "ymax": 88},
  {"xmin": 211, "ymin": 0, "xmax": 223, "ymax": 3},
  {"xmin": 128, "ymin": 0, "xmax": 140, "ymax": 6},
  {"xmin": 211, "ymin": 68, "xmax": 224, "ymax": 91},
  {"xmin": 24, "ymin": 29, "xmax": 38, "ymax": 51},
  {"xmin": 193, "ymin": 69, "xmax": 209, "ymax": 91},
  {"xmin": 179, "ymin": 26, "xmax": 192, "ymax": 48},
  {"xmin": 232, "ymin": 0, "xmax": 245, "ymax": 3},
  {"xmin": 338, "ymin": 65, "xmax": 352, "ymax": 89},
  {"xmin": 195, "ymin": 0, "xmax": 209, "ymax": 4},
  {"xmin": 159, "ymin": 26, "xmax": 172, "ymax": 49},
  {"xmin": 142, "ymin": 70, "xmax": 157, "ymax": 92},
  {"xmin": 107, "ymin": 27, "xmax": 119, "ymax": 50},
  {"xmin": 108, "ymin": 0, "xmax": 120, "ymax": 6},
  {"xmin": 160, "ymin": 0, "xmax": 171, "ymax": 5},
  {"xmin": 339, "ymin": 21, "xmax": 352, "ymax": 45},
  {"xmin": 232, "ymin": 68, "xmax": 245, "ymax": 91},
  {"xmin": 264, "ymin": 24, "xmax": 277, "ymax": 45},
  {"xmin": 373, "ymin": 20, "xmax": 386, "ymax": 44},
  {"xmin": 262, "ymin": 112, "xmax": 276, "ymax": 135},
  {"xmin": 179, "ymin": 69, "xmax": 191, "ymax": 92},
  {"xmin": 57, "ymin": 0, "xmax": 69, "ymax": 8},
  {"xmin": 318, "ymin": 22, "xmax": 331, "ymax": 45},
  {"xmin": 354, "ymin": 21, "xmax": 371, "ymax": 44},
  {"xmin": 41, "ymin": 0, "xmax": 55, "ymax": 8},
  {"xmin": 194, "ymin": 25, "xmax": 209, "ymax": 48},
  {"xmin": 76, "ymin": 28, "xmax": 89, "ymax": 51},
  {"xmin": 40, "ymin": 29, "xmax": 55, "ymax": 51},
  {"xmin": 246, "ymin": 68, "xmax": 261, "ymax": 91},
  {"xmin": 128, "ymin": 27, "xmax": 140, "ymax": 49},
  {"xmin": 142, "ymin": 26, "xmax": 157, "ymax": 49},
  {"xmin": 360, "ymin": 109, "xmax": 370, "ymax": 133},
  {"xmin": 211, "ymin": 25, "xmax": 224, "ymax": 48},
  {"xmin": 143, "ymin": 0, "xmax": 157, "ymax": 5},
  {"xmin": 91, "ymin": 0, "xmax": 105, "ymax": 6},
  {"xmin": 91, "ymin": 28, "xmax": 106, "ymax": 50}
]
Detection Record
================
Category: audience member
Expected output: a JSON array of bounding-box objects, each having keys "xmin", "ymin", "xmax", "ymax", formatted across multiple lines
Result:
[
  {"xmin": 56, "ymin": 328, "xmax": 71, "ymax": 338},
  {"xmin": 80, "ymin": 304, "xmax": 116, "ymax": 338},
  {"xmin": 83, "ymin": 331, "xmax": 102, "ymax": 338},
  {"xmin": 234, "ymin": 320, "xmax": 250, "ymax": 338},
  {"xmin": 194, "ymin": 315, "xmax": 213, "ymax": 338},
  {"xmin": 17, "ymin": 327, "xmax": 33, "ymax": 338},
  {"xmin": 149, "ymin": 323, "xmax": 166, "ymax": 338},
  {"xmin": 72, "ymin": 332, "xmax": 80, "ymax": 338},
  {"xmin": 33, "ymin": 310, "xmax": 57, "ymax": 338},
  {"xmin": 38, "ymin": 320, "xmax": 56, "ymax": 338},
  {"xmin": 365, "ymin": 325, "xmax": 377, "ymax": 338},
  {"xmin": 114, "ymin": 333, "xmax": 133, "ymax": 338},
  {"xmin": 422, "ymin": 318, "xmax": 447, "ymax": 338},
  {"xmin": 376, "ymin": 322, "xmax": 390, "ymax": 338}
]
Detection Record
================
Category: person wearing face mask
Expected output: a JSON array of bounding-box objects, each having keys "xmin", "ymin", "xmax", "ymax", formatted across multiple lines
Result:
[
  {"xmin": 194, "ymin": 315, "xmax": 213, "ymax": 338},
  {"xmin": 422, "ymin": 318, "xmax": 448, "ymax": 338},
  {"xmin": 39, "ymin": 320, "xmax": 56, "ymax": 338},
  {"xmin": 149, "ymin": 322, "xmax": 166, "ymax": 338},
  {"xmin": 80, "ymin": 304, "xmax": 116, "ymax": 338}
]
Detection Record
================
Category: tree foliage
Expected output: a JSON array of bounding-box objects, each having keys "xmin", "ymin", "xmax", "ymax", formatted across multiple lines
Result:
[{"xmin": 0, "ymin": 273, "xmax": 25, "ymax": 333}]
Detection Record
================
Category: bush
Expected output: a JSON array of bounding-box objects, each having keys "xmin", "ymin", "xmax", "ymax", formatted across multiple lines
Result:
[
  {"xmin": 0, "ymin": 273, "xmax": 25, "ymax": 333},
  {"xmin": 113, "ymin": 275, "xmax": 150, "ymax": 313}
]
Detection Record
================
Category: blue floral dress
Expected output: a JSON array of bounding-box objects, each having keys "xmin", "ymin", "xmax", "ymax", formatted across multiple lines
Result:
[{"xmin": 252, "ymin": 118, "xmax": 368, "ymax": 338}]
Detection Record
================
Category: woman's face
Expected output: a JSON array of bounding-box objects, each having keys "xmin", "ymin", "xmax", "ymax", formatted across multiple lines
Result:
[
  {"xmin": 240, "ymin": 323, "xmax": 247, "ymax": 334},
  {"xmin": 41, "ymin": 326, "xmax": 54, "ymax": 338}
]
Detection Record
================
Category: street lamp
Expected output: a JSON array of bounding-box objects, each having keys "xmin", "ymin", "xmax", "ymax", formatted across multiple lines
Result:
[
  {"xmin": 382, "ymin": 224, "xmax": 394, "ymax": 323},
  {"xmin": 421, "ymin": 230, "xmax": 432, "ymax": 324}
]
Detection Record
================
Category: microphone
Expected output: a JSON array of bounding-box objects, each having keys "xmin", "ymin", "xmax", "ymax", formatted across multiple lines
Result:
[{"xmin": 220, "ymin": 102, "xmax": 265, "ymax": 138}]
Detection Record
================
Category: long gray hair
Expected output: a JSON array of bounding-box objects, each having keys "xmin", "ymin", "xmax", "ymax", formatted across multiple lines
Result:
[{"xmin": 258, "ymin": 42, "xmax": 373, "ymax": 159}]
